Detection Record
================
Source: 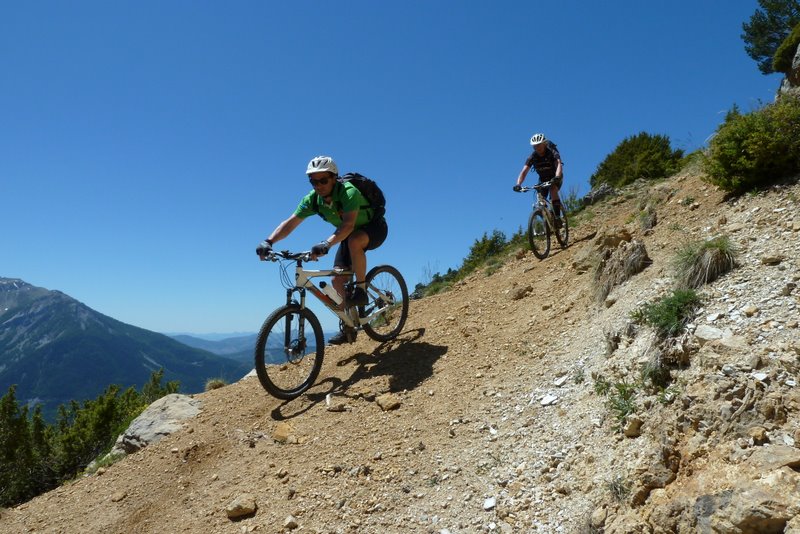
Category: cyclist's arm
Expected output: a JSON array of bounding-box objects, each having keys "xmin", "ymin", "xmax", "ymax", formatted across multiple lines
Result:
[
  {"xmin": 555, "ymin": 159, "xmax": 563, "ymax": 179},
  {"xmin": 267, "ymin": 214, "xmax": 304, "ymax": 244},
  {"xmin": 324, "ymin": 210, "xmax": 358, "ymax": 246},
  {"xmin": 516, "ymin": 164, "xmax": 531, "ymax": 186}
]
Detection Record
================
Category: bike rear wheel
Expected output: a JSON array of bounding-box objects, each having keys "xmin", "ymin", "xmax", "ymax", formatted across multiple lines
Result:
[
  {"xmin": 362, "ymin": 265, "xmax": 409, "ymax": 342},
  {"xmin": 528, "ymin": 209, "xmax": 550, "ymax": 259},
  {"xmin": 554, "ymin": 209, "xmax": 569, "ymax": 248},
  {"xmin": 254, "ymin": 305, "xmax": 324, "ymax": 400}
]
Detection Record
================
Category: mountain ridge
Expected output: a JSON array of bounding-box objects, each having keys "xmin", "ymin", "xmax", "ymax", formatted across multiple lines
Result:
[{"xmin": 0, "ymin": 278, "xmax": 251, "ymax": 417}]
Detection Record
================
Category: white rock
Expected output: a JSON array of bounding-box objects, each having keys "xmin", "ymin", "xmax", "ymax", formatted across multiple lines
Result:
[
  {"xmin": 540, "ymin": 394, "xmax": 558, "ymax": 406},
  {"xmin": 483, "ymin": 497, "xmax": 496, "ymax": 510}
]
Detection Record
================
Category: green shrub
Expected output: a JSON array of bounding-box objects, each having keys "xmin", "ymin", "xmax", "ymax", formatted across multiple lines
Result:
[
  {"xmin": 461, "ymin": 230, "xmax": 508, "ymax": 274},
  {"xmin": 205, "ymin": 378, "xmax": 227, "ymax": 391},
  {"xmin": 704, "ymin": 96, "xmax": 800, "ymax": 193},
  {"xmin": 633, "ymin": 289, "xmax": 702, "ymax": 338},
  {"xmin": 607, "ymin": 380, "xmax": 638, "ymax": 429},
  {"xmin": 0, "ymin": 370, "xmax": 179, "ymax": 507},
  {"xmin": 773, "ymin": 21, "xmax": 800, "ymax": 73},
  {"xmin": 673, "ymin": 236, "xmax": 738, "ymax": 289},
  {"xmin": 589, "ymin": 132, "xmax": 684, "ymax": 188}
]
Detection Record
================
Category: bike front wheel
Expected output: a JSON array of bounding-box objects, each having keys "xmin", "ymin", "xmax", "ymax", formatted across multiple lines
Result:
[
  {"xmin": 554, "ymin": 209, "xmax": 569, "ymax": 248},
  {"xmin": 528, "ymin": 209, "xmax": 551, "ymax": 259},
  {"xmin": 254, "ymin": 305, "xmax": 324, "ymax": 400},
  {"xmin": 362, "ymin": 265, "xmax": 409, "ymax": 342}
]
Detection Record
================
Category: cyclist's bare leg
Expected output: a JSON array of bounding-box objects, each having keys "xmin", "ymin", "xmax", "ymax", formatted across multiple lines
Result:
[
  {"xmin": 550, "ymin": 183, "xmax": 563, "ymax": 217},
  {"xmin": 333, "ymin": 230, "xmax": 370, "ymax": 295}
]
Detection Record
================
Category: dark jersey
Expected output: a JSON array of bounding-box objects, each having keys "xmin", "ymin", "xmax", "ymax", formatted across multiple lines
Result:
[{"xmin": 525, "ymin": 141, "xmax": 562, "ymax": 181}]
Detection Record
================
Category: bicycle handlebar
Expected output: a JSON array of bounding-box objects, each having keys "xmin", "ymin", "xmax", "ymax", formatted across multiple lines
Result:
[
  {"xmin": 264, "ymin": 250, "xmax": 315, "ymax": 262},
  {"xmin": 517, "ymin": 180, "xmax": 554, "ymax": 193}
]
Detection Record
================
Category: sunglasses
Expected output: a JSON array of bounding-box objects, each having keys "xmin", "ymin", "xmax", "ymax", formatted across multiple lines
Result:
[{"xmin": 309, "ymin": 177, "xmax": 331, "ymax": 186}]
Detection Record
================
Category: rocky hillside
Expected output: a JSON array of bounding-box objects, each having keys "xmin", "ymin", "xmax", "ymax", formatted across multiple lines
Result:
[{"xmin": 1, "ymin": 170, "xmax": 799, "ymax": 533}]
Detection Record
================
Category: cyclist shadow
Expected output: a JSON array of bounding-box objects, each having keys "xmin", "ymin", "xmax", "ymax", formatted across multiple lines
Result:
[{"xmin": 270, "ymin": 327, "xmax": 447, "ymax": 420}]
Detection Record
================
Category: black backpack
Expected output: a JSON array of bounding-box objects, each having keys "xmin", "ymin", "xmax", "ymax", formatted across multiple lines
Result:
[{"xmin": 312, "ymin": 172, "xmax": 386, "ymax": 220}]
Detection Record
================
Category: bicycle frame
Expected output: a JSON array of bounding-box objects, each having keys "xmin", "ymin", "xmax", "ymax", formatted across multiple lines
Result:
[
  {"xmin": 521, "ymin": 184, "xmax": 557, "ymax": 231},
  {"xmin": 279, "ymin": 255, "xmax": 396, "ymax": 330}
]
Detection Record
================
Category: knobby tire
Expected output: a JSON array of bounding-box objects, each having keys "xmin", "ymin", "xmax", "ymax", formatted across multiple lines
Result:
[
  {"xmin": 362, "ymin": 265, "xmax": 409, "ymax": 342},
  {"xmin": 528, "ymin": 209, "xmax": 550, "ymax": 260},
  {"xmin": 555, "ymin": 209, "xmax": 569, "ymax": 248},
  {"xmin": 254, "ymin": 304, "xmax": 324, "ymax": 400}
]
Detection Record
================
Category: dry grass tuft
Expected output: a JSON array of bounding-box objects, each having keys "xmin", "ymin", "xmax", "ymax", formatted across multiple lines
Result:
[
  {"xmin": 673, "ymin": 236, "xmax": 737, "ymax": 289},
  {"xmin": 593, "ymin": 240, "xmax": 652, "ymax": 302},
  {"xmin": 205, "ymin": 378, "xmax": 227, "ymax": 391}
]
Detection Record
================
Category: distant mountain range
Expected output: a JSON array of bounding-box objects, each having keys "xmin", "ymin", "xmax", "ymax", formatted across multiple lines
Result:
[
  {"xmin": 170, "ymin": 333, "xmax": 257, "ymax": 363},
  {"xmin": 0, "ymin": 278, "xmax": 251, "ymax": 418}
]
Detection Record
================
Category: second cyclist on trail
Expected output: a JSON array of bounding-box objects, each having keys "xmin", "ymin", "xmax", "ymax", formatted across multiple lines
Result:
[
  {"xmin": 513, "ymin": 133, "xmax": 565, "ymax": 225},
  {"xmin": 256, "ymin": 156, "xmax": 388, "ymax": 345}
]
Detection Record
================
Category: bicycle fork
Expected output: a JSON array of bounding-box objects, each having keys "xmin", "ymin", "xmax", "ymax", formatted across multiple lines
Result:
[{"xmin": 284, "ymin": 288, "xmax": 307, "ymax": 361}]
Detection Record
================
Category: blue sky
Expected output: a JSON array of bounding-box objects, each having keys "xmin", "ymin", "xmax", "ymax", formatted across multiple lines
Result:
[{"xmin": 2, "ymin": 1, "xmax": 783, "ymax": 334}]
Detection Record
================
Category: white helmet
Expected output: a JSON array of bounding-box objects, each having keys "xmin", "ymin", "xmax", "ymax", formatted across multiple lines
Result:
[
  {"xmin": 530, "ymin": 133, "xmax": 547, "ymax": 146},
  {"xmin": 306, "ymin": 155, "xmax": 338, "ymax": 175}
]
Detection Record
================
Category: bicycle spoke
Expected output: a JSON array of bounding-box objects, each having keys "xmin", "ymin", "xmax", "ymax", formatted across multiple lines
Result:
[
  {"xmin": 255, "ymin": 306, "xmax": 324, "ymax": 400},
  {"xmin": 362, "ymin": 266, "xmax": 409, "ymax": 342},
  {"xmin": 528, "ymin": 210, "xmax": 550, "ymax": 259}
]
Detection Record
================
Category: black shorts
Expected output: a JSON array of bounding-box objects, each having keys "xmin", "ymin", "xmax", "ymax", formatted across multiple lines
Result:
[
  {"xmin": 333, "ymin": 216, "xmax": 388, "ymax": 269},
  {"xmin": 538, "ymin": 174, "xmax": 563, "ymax": 199}
]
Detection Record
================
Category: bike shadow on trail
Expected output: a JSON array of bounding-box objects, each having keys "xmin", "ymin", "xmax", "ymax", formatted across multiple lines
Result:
[{"xmin": 270, "ymin": 327, "xmax": 447, "ymax": 420}]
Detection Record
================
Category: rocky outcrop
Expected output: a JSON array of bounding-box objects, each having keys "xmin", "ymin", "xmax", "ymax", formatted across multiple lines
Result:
[
  {"xmin": 582, "ymin": 182, "xmax": 616, "ymax": 206},
  {"xmin": 110, "ymin": 394, "xmax": 202, "ymax": 455}
]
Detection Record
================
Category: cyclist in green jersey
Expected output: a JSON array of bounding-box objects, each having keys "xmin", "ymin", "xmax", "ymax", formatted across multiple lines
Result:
[{"xmin": 256, "ymin": 156, "xmax": 388, "ymax": 345}]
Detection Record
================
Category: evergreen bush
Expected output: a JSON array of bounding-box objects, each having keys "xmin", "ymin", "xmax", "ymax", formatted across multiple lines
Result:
[
  {"xmin": 589, "ymin": 132, "xmax": 684, "ymax": 189},
  {"xmin": 0, "ymin": 369, "xmax": 179, "ymax": 507},
  {"xmin": 704, "ymin": 96, "xmax": 800, "ymax": 193}
]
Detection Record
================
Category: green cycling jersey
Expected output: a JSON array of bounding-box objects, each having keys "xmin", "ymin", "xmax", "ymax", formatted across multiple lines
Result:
[{"xmin": 294, "ymin": 181, "xmax": 372, "ymax": 228}]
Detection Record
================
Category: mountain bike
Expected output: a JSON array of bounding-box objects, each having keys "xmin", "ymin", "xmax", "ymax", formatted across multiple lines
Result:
[
  {"xmin": 255, "ymin": 250, "xmax": 409, "ymax": 400},
  {"xmin": 518, "ymin": 181, "xmax": 569, "ymax": 260}
]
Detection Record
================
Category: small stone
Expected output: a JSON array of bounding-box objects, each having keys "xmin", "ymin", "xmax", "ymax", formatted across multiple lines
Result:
[
  {"xmin": 590, "ymin": 507, "xmax": 607, "ymax": 528},
  {"xmin": 623, "ymin": 417, "xmax": 643, "ymax": 438},
  {"xmin": 695, "ymin": 325, "xmax": 723, "ymax": 345},
  {"xmin": 748, "ymin": 426, "xmax": 768, "ymax": 444},
  {"xmin": 273, "ymin": 422, "xmax": 295, "ymax": 443},
  {"xmin": 284, "ymin": 515, "xmax": 299, "ymax": 529},
  {"xmin": 111, "ymin": 492, "xmax": 127, "ymax": 502},
  {"xmin": 553, "ymin": 375, "xmax": 569, "ymax": 387},
  {"xmin": 742, "ymin": 305, "xmax": 759, "ymax": 317},
  {"xmin": 376, "ymin": 393, "xmax": 401, "ymax": 411},
  {"xmin": 510, "ymin": 286, "xmax": 532, "ymax": 301},
  {"xmin": 226, "ymin": 493, "xmax": 257, "ymax": 519},
  {"xmin": 760, "ymin": 255, "xmax": 784, "ymax": 266},
  {"xmin": 540, "ymin": 394, "xmax": 558, "ymax": 406},
  {"xmin": 483, "ymin": 497, "xmax": 496, "ymax": 511}
]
